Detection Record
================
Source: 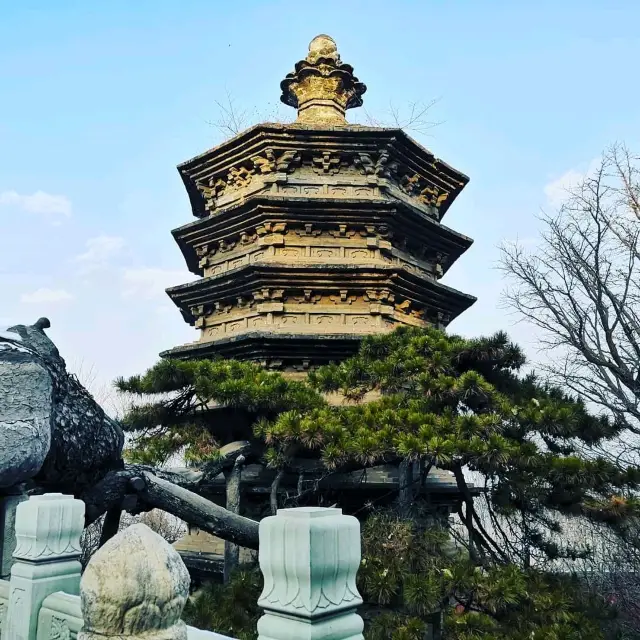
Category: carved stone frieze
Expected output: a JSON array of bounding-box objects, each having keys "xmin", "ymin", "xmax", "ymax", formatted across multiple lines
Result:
[
  {"xmin": 329, "ymin": 290, "xmax": 357, "ymax": 305},
  {"xmin": 291, "ymin": 290, "xmax": 322, "ymax": 304},
  {"xmin": 293, "ymin": 223, "xmax": 322, "ymax": 237},
  {"xmin": 276, "ymin": 150, "xmax": 302, "ymax": 173},
  {"xmin": 353, "ymin": 150, "xmax": 398, "ymax": 179},
  {"xmin": 252, "ymin": 149, "xmax": 277, "ymax": 174},
  {"xmin": 197, "ymin": 149, "xmax": 305, "ymax": 212},
  {"xmin": 256, "ymin": 222, "xmax": 288, "ymax": 236},
  {"xmin": 227, "ymin": 165, "xmax": 254, "ymax": 189},
  {"xmin": 329, "ymin": 224, "xmax": 357, "ymax": 238},
  {"xmin": 364, "ymin": 290, "xmax": 395, "ymax": 304},
  {"xmin": 311, "ymin": 150, "xmax": 345, "ymax": 174}
]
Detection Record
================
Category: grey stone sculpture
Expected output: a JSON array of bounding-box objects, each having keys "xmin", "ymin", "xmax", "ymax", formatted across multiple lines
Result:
[{"xmin": 0, "ymin": 318, "xmax": 124, "ymax": 493}]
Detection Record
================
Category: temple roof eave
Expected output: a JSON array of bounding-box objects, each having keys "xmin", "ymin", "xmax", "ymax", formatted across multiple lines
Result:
[
  {"xmin": 176, "ymin": 123, "xmax": 469, "ymax": 220},
  {"xmin": 170, "ymin": 196, "xmax": 474, "ymax": 277},
  {"xmin": 165, "ymin": 262, "xmax": 476, "ymax": 323}
]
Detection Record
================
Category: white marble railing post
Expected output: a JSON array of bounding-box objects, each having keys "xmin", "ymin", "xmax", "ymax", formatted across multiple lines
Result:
[
  {"xmin": 257, "ymin": 507, "xmax": 364, "ymax": 640},
  {"xmin": 78, "ymin": 523, "xmax": 191, "ymax": 640},
  {"xmin": 4, "ymin": 493, "xmax": 85, "ymax": 640}
]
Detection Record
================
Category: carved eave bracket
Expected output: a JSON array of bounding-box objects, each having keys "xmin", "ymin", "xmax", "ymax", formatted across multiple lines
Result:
[{"xmin": 280, "ymin": 35, "xmax": 366, "ymax": 125}]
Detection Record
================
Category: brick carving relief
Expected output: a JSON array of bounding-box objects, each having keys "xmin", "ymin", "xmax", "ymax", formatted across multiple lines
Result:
[
  {"xmin": 193, "ymin": 284, "xmax": 431, "ymax": 343},
  {"xmin": 195, "ymin": 147, "xmax": 452, "ymax": 215}
]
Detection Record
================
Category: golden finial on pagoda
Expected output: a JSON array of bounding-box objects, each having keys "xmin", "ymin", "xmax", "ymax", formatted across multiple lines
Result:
[{"xmin": 280, "ymin": 35, "xmax": 367, "ymax": 125}]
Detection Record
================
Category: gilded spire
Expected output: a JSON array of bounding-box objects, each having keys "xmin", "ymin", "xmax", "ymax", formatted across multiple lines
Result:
[{"xmin": 280, "ymin": 35, "xmax": 366, "ymax": 125}]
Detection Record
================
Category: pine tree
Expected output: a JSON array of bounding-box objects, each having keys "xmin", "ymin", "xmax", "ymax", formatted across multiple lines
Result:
[{"xmin": 117, "ymin": 326, "xmax": 638, "ymax": 638}]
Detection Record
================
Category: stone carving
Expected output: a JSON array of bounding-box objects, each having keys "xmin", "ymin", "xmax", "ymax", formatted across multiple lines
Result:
[
  {"xmin": 6, "ymin": 587, "xmax": 25, "ymax": 637},
  {"xmin": 353, "ymin": 151, "xmax": 398, "ymax": 178},
  {"xmin": 394, "ymin": 171, "xmax": 449, "ymax": 214},
  {"xmin": 280, "ymin": 35, "xmax": 366, "ymax": 126},
  {"xmin": 13, "ymin": 494, "xmax": 84, "ymax": 561},
  {"xmin": 329, "ymin": 225, "xmax": 357, "ymax": 238},
  {"xmin": 364, "ymin": 290, "xmax": 395, "ymax": 304},
  {"xmin": 394, "ymin": 299, "xmax": 427, "ymax": 321},
  {"xmin": 214, "ymin": 301, "xmax": 233, "ymax": 314},
  {"xmin": 227, "ymin": 166, "xmax": 254, "ymax": 190},
  {"xmin": 239, "ymin": 231, "xmax": 257, "ymax": 245},
  {"xmin": 252, "ymin": 149, "xmax": 276, "ymax": 174},
  {"xmin": 78, "ymin": 524, "xmax": 190, "ymax": 640},
  {"xmin": 329, "ymin": 291, "xmax": 357, "ymax": 305},
  {"xmin": 0, "ymin": 324, "xmax": 52, "ymax": 488},
  {"xmin": 4, "ymin": 494, "xmax": 84, "ymax": 640},
  {"xmin": 199, "ymin": 149, "xmax": 304, "ymax": 214},
  {"xmin": 294, "ymin": 224, "xmax": 322, "ymax": 238},
  {"xmin": 257, "ymin": 507, "xmax": 364, "ymax": 639},
  {"xmin": 276, "ymin": 150, "xmax": 302, "ymax": 173},
  {"xmin": 292, "ymin": 290, "xmax": 322, "ymax": 304},
  {"xmin": 49, "ymin": 616, "xmax": 72, "ymax": 640},
  {"xmin": 374, "ymin": 150, "xmax": 398, "ymax": 178},
  {"xmin": 0, "ymin": 320, "xmax": 123, "ymax": 494},
  {"xmin": 256, "ymin": 222, "xmax": 287, "ymax": 236},
  {"xmin": 253, "ymin": 289, "xmax": 284, "ymax": 302},
  {"xmin": 399, "ymin": 173, "xmax": 422, "ymax": 196},
  {"xmin": 311, "ymin": 151, "xmax": 343, "ymax": 175},
  {"xmin": 0, "ymin": 600, "xmax": 6, "ymax": 635}
]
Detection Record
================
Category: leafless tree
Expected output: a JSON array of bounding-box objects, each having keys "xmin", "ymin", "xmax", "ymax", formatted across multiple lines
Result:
[
  {"xmin": 357, "ymin": 98, "xmax": 442, "ymax": 137},
  {"xmin": 80, "ymin": 508, "xmax": 187, "ymax": 569},
  {"xmin": 499, "ymin": 144, "xmax": 640, "ymax": 462},
  {"xmin": 208, "ymin": 91, "xmax": 441, "ymax": 140},
  {"xmin": 207, "ymin": 89, "xmax": 288, "ymax": 139},
  {"xmin": 499, "ymin": 144, "xmax": 640, "ymax": 631},
  {"xmin": 549, "ymin": 517, "xmax": 640, "ymax": 638},
  {"xmin": 70, "ymin": 357, "xmax": 134, "ymax": 420}
]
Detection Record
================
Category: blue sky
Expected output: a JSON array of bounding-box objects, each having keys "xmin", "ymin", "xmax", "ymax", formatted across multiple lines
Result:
[{"xmin": 1, "ymin": 1, "xmax": 639, "ymax": 406}]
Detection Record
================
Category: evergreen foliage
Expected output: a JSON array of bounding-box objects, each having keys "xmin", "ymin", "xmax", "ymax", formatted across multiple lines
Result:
[{"xmin": 117, "ymin": 327, "xmax": 639, "ymax": 637}]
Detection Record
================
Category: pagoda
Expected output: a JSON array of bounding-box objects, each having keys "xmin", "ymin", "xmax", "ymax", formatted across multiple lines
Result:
[
  {"xmin": 167, "ymin": 36, "xmax": 477, "ymax": 590},
  {"xmin": 161, "ymin": 34, "xmax": 475, "ymax": 369}
]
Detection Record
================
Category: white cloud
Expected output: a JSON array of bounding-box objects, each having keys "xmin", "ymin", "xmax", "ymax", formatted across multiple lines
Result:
[
  {"xmin": 121, "ymin": 268, "xmax": 191, "ymax": 300},
  {"xmin": 0, "ymin": 190, "xmax": 72, "ymax": 219},
  {"xmin": 20, "ymin": 288, "xmax": 74, "ymax": 304},
  {"xmin": 74, "ymin": 235, "xmax": 125, "ymax": 270},
  {"xmin": 543, "ymin": 158, "xmax": 601, "ymax": 210}
]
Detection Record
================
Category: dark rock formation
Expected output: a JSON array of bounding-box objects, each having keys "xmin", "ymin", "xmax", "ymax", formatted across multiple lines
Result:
[{"xmin": 0, "ymin": 318, "xmax": 124, "ymax": 494}]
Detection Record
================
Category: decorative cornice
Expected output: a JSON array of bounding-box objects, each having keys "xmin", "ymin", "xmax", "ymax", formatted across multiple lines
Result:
[
  {"xmin": 166, "ymin": 263, "xmax": 476, "ymax": 324},
  {"xmin": 176, "ymin": 125, "xmax": 469, "ymax": 220},
  {"xmin": 170, "ymin": 199, "xmax": 473, "ymax": 278}
]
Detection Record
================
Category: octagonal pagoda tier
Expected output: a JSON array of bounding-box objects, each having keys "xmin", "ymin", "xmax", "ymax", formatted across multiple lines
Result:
[{"xmin": 162, "ymin": 36, "xmax": 475, "ymax": 369}]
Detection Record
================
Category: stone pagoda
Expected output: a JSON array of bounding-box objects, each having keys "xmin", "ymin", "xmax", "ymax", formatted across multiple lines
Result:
[
  {"xmin": 167, "ymin": 36, "xmax": 477, "ymax": 589},
  {"xmin": 161, "ymin": 34, "xmax": 475, "ymax": 369}
]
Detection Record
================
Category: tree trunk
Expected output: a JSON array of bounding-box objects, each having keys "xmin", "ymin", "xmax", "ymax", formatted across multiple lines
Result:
[
  {"xmin": 397, "ymin": 459, "xmax": 413, "ymax": 517},
  {"xmin": 270, "ymin": 469, "xmax": 285, "ymax": 515},
  {"xmin": 223, "ymin": 456, "xmax": 245, "ymax": 583},
  {"xmin": 80, "ymin": 467, "xmax": 259, "ymax": 549},
  {"xmin": 99, "ymin": 506, "xmax": 122, "ymax": 548}
]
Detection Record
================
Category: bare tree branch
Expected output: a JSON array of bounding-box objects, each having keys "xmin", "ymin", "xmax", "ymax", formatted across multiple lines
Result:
[{"xmin": 499, "ymin": 144, "xmax": 640, "ymax": 443}]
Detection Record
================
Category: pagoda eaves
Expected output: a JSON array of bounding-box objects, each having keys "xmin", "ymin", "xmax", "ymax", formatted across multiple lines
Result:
[{"xmin": 162, "ymin": 35, "xmax": 476, "ymax": 368}]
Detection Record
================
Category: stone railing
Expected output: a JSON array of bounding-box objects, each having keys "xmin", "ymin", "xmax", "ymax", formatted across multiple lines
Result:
[{"xmin": 0, "ymin": 494, "xmax": 364, "ymax": 640}]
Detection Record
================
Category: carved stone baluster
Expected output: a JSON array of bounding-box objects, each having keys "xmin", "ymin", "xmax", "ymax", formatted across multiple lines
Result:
[
  {"xmin": 257, "ymin": 507, "xmax": 364, "ymax": 640},
  {"xmin": 78, "ymin": 524, "xmax": 190, "ymax": 640},
  {"xmin": 4, "ymin": 493, "xmax": 84, "ymax": 640}
]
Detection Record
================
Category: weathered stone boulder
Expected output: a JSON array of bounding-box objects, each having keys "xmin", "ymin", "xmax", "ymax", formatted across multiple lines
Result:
[
  {"xmin": 0, "ymin": 322, "xmax": 53, "ymax": 488},
  {"xmin": 0, "ymin": 318, "xmax": 124, "ymax": 494},
  {"xmin": 79, "ymin": 523, "xmax": 190, "ymax": 640}
]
